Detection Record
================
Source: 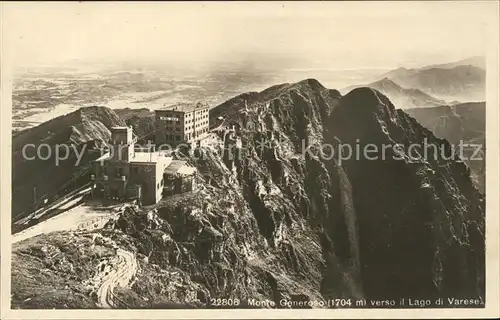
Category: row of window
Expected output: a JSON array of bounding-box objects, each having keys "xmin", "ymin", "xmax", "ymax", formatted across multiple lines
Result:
[
  {"xmin": 159, "ymin": 109, "xmax": 208, "ymax": 119},
  {"xmin": 195, "ymin": 121, "xmax": 208, "ymax": 127},
  {"xmin": 164, "ymin": 129, "xmax": 208, "ymax": 142},
  {"xmin": 196, "ymin": 128, "xmax": 209, "ymax": 134},
  {"xmin": 160, "ymin": 116, "xmax": 207, "ymax": 127},
  {"xmin": 195, "ymin": 109, "xmax": 209, "ymax": 114},
  {"xmin": 189, "ymin": 113, "xmax": 208, "ymax": 121},
  {"xmin": 163, "ymin": 120, "xmax": 208, "ymax": 127},
  {"xmin": 187, "ymin": 121, "xmax": 209, "ymax": 131},
  {"xmin": 163, "ymin": 122, "xmax": 209, "ymax": 132},
  {"xmin": 193, "ymin": 114, "xmax": 208, "ymax": 120}
]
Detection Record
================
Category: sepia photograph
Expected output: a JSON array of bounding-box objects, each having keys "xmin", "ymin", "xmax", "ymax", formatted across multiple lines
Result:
[{"xmin": 1, "ymin": 1, "xmax": 499, "ymax": 319}]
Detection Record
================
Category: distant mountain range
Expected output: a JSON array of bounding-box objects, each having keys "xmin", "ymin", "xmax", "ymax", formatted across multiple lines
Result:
[
  {"xmin": 383, "ymin": 57, "xmax": 485, "ymax": 101},
  {"xmin": 419, "ymin": 56, "xmax": 485, "ymax": 70},
  {"xmin": 342, "ymin": 56, "xmax": 486, "ymax": 107},
  {"xmin": 342, "ymin": 78, "xmax": 446, "ymax": 109}
]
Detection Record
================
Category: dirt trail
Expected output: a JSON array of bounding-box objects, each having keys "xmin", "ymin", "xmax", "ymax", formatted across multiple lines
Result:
[
  {"xmin": 12, "ymin": 201, "xmax": 135, "ymax": 244},
  {"xmin": 96, "ymin": 248, "xmax": 138, "ymax": 308},
  {"xmin": 12, "ymin": 203, "xmax": 115, "ymax": 244}
]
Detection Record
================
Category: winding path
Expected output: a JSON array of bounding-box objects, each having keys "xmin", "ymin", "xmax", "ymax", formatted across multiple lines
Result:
[{"xmin": 96, "ymin": 249, "xmax": 137, "ymax": 309}]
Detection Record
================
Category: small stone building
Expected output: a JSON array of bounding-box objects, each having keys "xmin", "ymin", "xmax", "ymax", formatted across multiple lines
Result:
[{"xmin": 92, "ymin": 126, "xmax": 197, "ymax": 205}]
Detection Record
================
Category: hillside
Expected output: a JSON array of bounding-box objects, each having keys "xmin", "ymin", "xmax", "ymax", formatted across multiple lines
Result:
[
  {"xmin": 12, "ymin": 79, "xmax": 485, "ymax": 309},
  {"xmin": 11, "ymin": 106, "xmax": 126, "ymax": 220},
  {"xmin": 342, "ymin": 78, "xmax": 446, "ymax": 109}
]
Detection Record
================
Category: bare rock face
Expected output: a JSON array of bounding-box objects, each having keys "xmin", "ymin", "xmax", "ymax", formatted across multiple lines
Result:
[
  {"xmin": 405, "ymin": 102, "xmax": 485, "ymax": 192},
  {"xmin": 327, "ymin": 88, "xmax": 485, "ymax": 300},
  {"xmin": 11, "ymin": 79, "xmax": 485, "ymax": 308}
]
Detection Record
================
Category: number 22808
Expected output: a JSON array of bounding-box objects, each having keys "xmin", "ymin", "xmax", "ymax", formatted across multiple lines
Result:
[{"xmin": 209, "ymin": 298, "xmax": 241, "ymax": 307}]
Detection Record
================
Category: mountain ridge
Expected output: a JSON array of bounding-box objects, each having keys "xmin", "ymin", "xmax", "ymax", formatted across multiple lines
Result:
[{"xmin": 11, "ymin": 78, "xmax": 485, "ymax": 308}]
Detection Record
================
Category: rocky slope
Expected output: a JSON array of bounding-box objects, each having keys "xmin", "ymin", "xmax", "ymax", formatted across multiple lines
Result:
[
  {"xmin": 11, "ymin": 79, "xmax": 485, "ymax": 308},
  {"xmin": 405, "ymin": 102, "xmax": 485, "ymax": 192}
]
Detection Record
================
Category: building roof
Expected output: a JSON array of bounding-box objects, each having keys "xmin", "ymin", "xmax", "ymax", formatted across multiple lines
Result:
[
  {"xmin": 94, "ymin": 151, "xmax": 172, "ymax": 164},
  {"xmin": 111, "ymin": 126, "xmax": 130, "ymax": 131},
  {"xmin": 130, "ymin": 152, "xmax": 172, "ymax": 164},
  {"xmin": 157, "ymin": 102, "xmax": 209, "ymax": 113},
  {"xmin": 164, "ymin": 160, "xmax": 197, "ymax": 176}
]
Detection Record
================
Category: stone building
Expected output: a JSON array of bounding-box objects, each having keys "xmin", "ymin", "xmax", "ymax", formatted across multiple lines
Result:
[
  {"xmin": 154, "ymin": 102, "xmax": 210, "ymax": 146},
  {"xmin": 92, "ymin": 126, "xmax": 196, "ymax": 205}
]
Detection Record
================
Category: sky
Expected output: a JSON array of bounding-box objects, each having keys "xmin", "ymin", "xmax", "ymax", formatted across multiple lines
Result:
[{"xmin": 2, "ymin": 1, "xmax": 496, "ymax": 70}]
